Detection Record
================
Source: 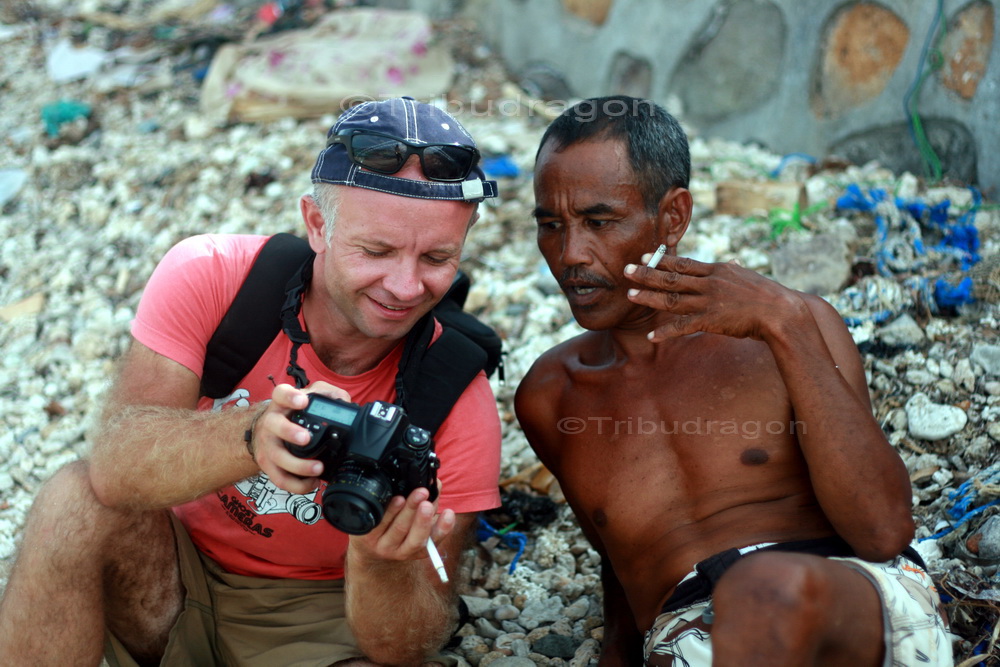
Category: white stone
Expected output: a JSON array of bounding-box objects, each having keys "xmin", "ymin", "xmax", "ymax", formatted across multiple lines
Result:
[
  {"xmin": 905, "ymin": 369, "xmax": 937, "ymax": 386},
  {"xmin": 879, "ymin": 314, "xmax": 925, "ymax": 347},
  {"xmin": 954, "ymin": 358, "xmax": 976, "ymax": 392},
  {"xmin": 905, "ymin": 392, "xmax": 968, "ymax": 440},
  {"xmin": 972, "ymin": 344, "xmax": 1000, "ymax": 376}
]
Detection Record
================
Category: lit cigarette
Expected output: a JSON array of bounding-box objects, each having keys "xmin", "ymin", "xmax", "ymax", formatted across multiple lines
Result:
[
  {"xmin": 426, "ymin": 537, "xmax": 449, "ymax": 583},
  {"xmin": 646, "ymin": 244, "xmax": 668, "ymax": 268}
]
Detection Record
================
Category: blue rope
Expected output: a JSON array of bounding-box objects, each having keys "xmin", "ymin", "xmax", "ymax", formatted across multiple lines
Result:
[
  {"xmin": 842, "ymin": 310, "xmax": 894, "ymax": 328},
  {"xmin": 836, "ymin": 186, "xmax": 895, "ymax": 278},
  {"xmin": 477, "ymin": 518, "xmax": 528, "ymax": 574},
  {"xmin": 920, "ymin": 188, "xmax": 981, "ymax": 271},
  {"xmin": 920, "ymin": 463, "xmax": 1000, "ymax": 542},
  {"xmin": 836, "ymin": 184, "xmax": 980, "ymax": 315}
]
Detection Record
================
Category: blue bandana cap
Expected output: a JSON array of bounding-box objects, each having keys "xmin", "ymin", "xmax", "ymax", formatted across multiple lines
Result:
[{"xmin": 311, "ymin": 97, "xmax": 499, "ymax": 203}]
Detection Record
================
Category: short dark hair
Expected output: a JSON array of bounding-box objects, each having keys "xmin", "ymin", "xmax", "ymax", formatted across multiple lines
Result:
[{"xmin": 537, "ymin": 95, "xmax": 691, "ymax": 213}]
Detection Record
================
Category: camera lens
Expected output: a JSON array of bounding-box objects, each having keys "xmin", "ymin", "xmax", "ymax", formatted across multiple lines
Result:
[{"xmin": 322, "ymin": 460, "xmax": 394, "ymax": 534}]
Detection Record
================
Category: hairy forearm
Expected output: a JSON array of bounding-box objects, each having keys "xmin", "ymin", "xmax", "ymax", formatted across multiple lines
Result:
[
  {"xmin": 763, "ymin": 301, "xmax": 914, "ymax": 556},
  {"xmin": 345, "ymin": 550, "xmax": 456, "ymax": 665},
  {"xmin": 89, "ymin": 403, "xmax": 260, "ymax": 509}
]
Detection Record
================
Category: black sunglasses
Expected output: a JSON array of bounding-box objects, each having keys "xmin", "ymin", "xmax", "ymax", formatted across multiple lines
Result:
[{"xmin": 327, "ymin": 129, "xmax": 480, "ymax": 182}]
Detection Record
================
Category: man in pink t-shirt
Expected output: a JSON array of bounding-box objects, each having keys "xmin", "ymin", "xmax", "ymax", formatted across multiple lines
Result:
[{"xmin": 0, "ymin": 98, "xmax": 503, "ymax": 666}]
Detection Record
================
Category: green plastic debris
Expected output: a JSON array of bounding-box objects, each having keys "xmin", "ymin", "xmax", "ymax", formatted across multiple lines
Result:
[{"xmin": 41, "ymin": 100, "xmax": 92, "ymax": 137}]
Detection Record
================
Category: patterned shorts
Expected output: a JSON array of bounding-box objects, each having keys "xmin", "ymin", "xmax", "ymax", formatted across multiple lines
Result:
[{"xmin": 642, "ymin": 553, "xmax": 952, "ymax": 667}]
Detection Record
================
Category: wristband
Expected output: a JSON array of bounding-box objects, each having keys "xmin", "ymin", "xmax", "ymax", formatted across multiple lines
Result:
[{"xmin": 244, "ymin": 406, "xmax": 265, "ymax": 460}]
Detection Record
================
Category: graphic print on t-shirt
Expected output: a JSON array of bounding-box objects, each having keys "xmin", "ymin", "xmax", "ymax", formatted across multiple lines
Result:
[
  {"xmin": 213, "ymin": 387, "xmax": 325, "ymax": 533},
  {"xmin": 232, "ymin": 473, "xmax": 323, "ymax": 525}
]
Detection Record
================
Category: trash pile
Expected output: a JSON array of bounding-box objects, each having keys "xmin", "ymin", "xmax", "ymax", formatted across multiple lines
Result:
[{"xmin": 1, "ymin": 2, "xmax": 999, "ymax": 664}]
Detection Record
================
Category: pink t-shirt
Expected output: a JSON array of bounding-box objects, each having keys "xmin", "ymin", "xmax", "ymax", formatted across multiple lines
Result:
[{"xmin": 132, "ymin": 234, "xmax": 502, "ymax": 580}]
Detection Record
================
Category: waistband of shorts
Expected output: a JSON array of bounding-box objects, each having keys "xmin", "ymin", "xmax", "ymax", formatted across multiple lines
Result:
[{"xmin": 658, "ymin": 536, "xmax": 927, "ymax": 615}]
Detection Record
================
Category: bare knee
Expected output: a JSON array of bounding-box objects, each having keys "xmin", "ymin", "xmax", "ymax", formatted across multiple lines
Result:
[
  {"xmin": 27, "ymin": 460, "xmax": 105, "ymax": 531},
  {"xmin": 26, "ymin": 459, "xmax": 168, "ymax": 554}
]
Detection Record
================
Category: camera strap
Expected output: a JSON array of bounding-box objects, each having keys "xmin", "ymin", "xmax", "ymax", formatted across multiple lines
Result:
[{"xmin": 279, "ymin": 255, "xmax": 313, "ymax": 390}]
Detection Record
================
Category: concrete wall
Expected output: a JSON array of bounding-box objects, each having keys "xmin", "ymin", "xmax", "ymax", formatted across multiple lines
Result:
[{"xmin": 396, "ymin": 0, "xmax": 999, "ymax": 197}]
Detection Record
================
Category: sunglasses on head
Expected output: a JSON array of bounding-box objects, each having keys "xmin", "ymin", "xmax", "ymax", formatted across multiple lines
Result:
[{"xmin": 327, "ymin": 129, "xmax": 480, "ymax": 182}]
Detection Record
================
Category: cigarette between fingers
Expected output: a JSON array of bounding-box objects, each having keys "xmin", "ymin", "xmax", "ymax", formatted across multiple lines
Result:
[
  {"xmin": 427, "ymin": 537, "xmax": 449, "ymax": 583},
  {"xmin": 647, "ymin": 244, "xmax": 667, "ymax": 268}
]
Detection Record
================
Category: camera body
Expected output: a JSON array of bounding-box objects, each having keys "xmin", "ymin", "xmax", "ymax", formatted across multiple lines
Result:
[{"xmin": 285, "ymin": 394, "xmax": 439, "ymax": 535}]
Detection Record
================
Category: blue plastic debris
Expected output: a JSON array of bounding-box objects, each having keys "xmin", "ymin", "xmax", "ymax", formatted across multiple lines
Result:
[
  {"xmin": 482, "ymin": 155, "xmax": 520, "ymax": 179},
  {"xmin": 477, "ymin": 517, "xmax": 528, "ymax": 574},
  {"xmin": 769, "ymin": 152, "xmax": 817, "ymax": 179},
  {"xmin": 934, "ymin": 276, "xmax": 975, "ymax": 309}
]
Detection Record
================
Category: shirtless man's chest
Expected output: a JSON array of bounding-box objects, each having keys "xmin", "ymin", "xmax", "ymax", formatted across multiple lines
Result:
[{"xmin": 543, "ymin": 333, "xmax": 835, "ymax": 627}]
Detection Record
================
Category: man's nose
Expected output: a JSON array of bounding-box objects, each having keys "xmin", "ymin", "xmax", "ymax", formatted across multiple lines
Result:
[
  {"xmin": 382, "ymin": 258, "xmax": 426, "ymax": 302},
  {"xmin": 561, "ymin": 227, "xmax": 591, "ymax": 266}
]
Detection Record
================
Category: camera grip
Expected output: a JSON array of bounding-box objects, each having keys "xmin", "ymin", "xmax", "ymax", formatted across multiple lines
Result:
[
  {"xmin": 284, "ymin": 409, "xmax": 337, "ymax": 460},
  {"xmin": 283, "ymin": 437, "xmax": 325, "ymax": 460}
]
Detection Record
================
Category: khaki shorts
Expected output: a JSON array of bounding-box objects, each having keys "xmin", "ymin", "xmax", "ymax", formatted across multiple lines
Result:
[
  {"xmin": 105, "ymin": 514, "xmax": 458, "ymax": 667},
  {"xmin": 643, "ymin": 553, "xmax": 952, "ymax": 667}
]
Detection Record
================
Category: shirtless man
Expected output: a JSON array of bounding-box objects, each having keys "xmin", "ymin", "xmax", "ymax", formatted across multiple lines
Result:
[{"xmin": 514, "ymin": 96, "xmax": 951, "ymax": 666}]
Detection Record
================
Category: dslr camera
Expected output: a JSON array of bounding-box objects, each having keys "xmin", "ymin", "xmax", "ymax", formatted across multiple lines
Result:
[{"xmin": 285, "ymin": 394, "xmax": 439, "ymax": 535}]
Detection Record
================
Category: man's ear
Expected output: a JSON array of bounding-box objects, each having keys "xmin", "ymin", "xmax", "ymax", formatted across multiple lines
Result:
[
  {"xmin": 300, "ymin": 194, "xmax": 328, "ymax": 253},
  {"xmin": 657, "ymin": 187, "xmax": 693, "ymax": 250}
]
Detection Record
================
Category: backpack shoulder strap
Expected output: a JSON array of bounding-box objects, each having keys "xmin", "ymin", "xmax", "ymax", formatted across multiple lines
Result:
[
  {"xmin": 395, "ymin": 314, "xmax": 487, "ymax": 435},
  {"xmin": 432, "ymin": 271, "xmax": 503, "ymax": 379},
  {"xmin": 201, "ymin": 233, "xmax": 314, "ymax": 398}
]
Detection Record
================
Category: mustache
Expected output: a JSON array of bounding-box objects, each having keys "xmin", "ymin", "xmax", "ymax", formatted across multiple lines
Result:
[{"xmin": 559, "ymin": 267, "xmax": 615, "ymax": 290}]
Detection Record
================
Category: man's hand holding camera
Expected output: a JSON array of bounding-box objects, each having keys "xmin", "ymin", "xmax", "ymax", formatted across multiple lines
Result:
[
  {"xmin": 251, "ymin": 382, "xmax": 451, "ymax": 566},
  {"xmin": 250, "ymin": 382, "xmax": 352, "ymax": 495}
]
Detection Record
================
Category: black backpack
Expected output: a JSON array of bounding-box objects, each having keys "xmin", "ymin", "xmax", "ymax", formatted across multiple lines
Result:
[{"xmin": 200, "ymin": 233, "xmax": 503, "ymax": 434}]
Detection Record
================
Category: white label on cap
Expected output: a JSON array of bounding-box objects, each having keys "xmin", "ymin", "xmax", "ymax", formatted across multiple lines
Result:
[
  {"xmin": 370, "ymin": 116, "xmax": 379, "ymax": 122},
  {"xmin": 441, "ymin": 123, "xmax": 450, "ymax": 130},
  {"xmin": 462, "ymin": 179, "xmax": 484, "ymax": 200}
]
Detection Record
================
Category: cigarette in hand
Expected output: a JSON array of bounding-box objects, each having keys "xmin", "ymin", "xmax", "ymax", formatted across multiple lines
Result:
[
  {"xmin": 427, "ymin": 537, "xmax": 449, "ymax": 583},
  {"xmin": 646, "ymin": 244, "xmax": 668, "ymax": 268}
]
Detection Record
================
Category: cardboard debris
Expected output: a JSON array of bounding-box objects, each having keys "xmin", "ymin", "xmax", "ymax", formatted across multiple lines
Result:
[
  {"xmin": 80, "ymin": 0, "xmax": 217, "ymax": 30},
  {"xmin": 0, "ymin": 293, "xmax": 45, "ymax": 322},
  {"xmin": 715, "ymin": 179, "xmax": 807, "ymax": 216},
  {"xmin": 501, "ymin": 461, "xmax": 563, "ymax": 500},
  {"xmin": 199, "ymin": 8, "xmax": 455, "ymax": 124}
]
